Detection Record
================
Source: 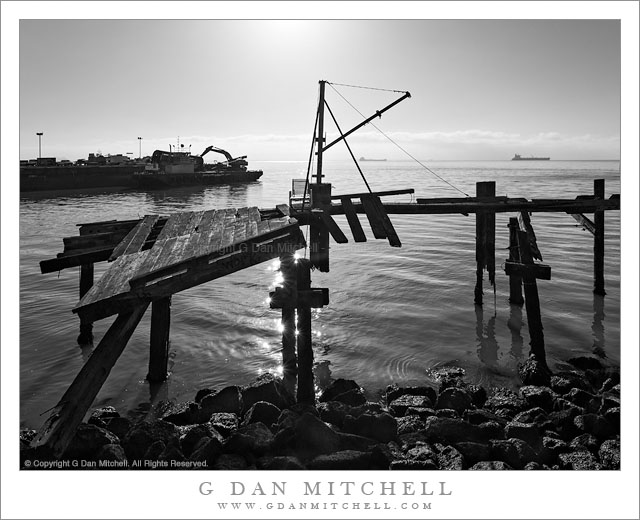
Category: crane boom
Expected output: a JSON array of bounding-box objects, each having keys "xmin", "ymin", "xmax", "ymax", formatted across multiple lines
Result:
[{"xmin": 200, "ymin": 146, "xmax": 234, "ymax": 162}]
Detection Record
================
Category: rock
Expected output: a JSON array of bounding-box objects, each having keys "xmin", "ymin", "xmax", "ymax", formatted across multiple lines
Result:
[
  {"xmin": 603, "ymin": 407, "xmax": 620, "ymax": 433},
  {"xmin": 337, "ymin": 432, "xmax": 378, "ymax": 453},
  {"xmin": 436, "ymin": 387, "xmax": 473, "ymax": 413},
  {"xmin": 489, "ymin": 438, "xmax": 538, "ymax": 469},
  {"xmin": 435, "ymin": 409, "xmax": 459, "ymax": 418},
  {"xmin": 241, "ymin": 401, "xmax": 281, "ymax": 428},
  {"xmin": 551, "ymin": 371, "xmax": 594, "ymax": 394},
  {"xmin": 257, "ymin": 456, "xmax": 306, "ymax": 470},
  {"xmin": 90, "ymin": 406, "xmax": 120, "ymax": 421},
  {"xmin": 553, "ymin": 398, "xmax": 585, "ymax": 417},
  {"xmin": 95, "ymin": 443, "xmax": 127, "ymax": 463},
  {"xmin": 343, "ymin": 412, "xmax": 397, "ymax": 443},
  {"xmin": 385, "ymin": 385, "xmax": 437, "ymax": 407},
  {"xmin": 63, "ymin": 424, "xmax": 120, "ymax": 461},
  {"xmin": 242, "ymin": 374, "xmax": 295, "ymax": 413},
  {"xmin": 405, "ymin": 442, "xmax": 437, "ymax": 463},
  {"xmin": 513, "ymin": 408, "xmax": 551, "ymax": 430},
  {"xmin": 213, "ymin": 453, "xmax": 249, "ymax": 470},
  {"xmin": 122, "ymin": 420, "xmax": 180, "ymax": 460},
  {"xmin": 158, "ymin": 444, "xmax": 186, "ymax": 463},
  {"xmin": 518, "ymin": 355, "xmax": 551, "ymax": 386},
  {"xmin": 599, "ymin": 376, "xmax": 620, "ymax": 394},
  {"xmin": 194, "ymin": 388, "xmax": 214, "ymax": 403},
  {"xmin": 470, "ymin": 461, "xmax": 513, "ymax": 470},
  {"xmin": 332, "ymin": 388, "xmax": 367, "ymax": 406},
  {"xmin": 598, "ymin": 395, "xmax": 621, "ymax": 415},
  {"xmin": 598, "ymin": 439, "xmax": 620, "ymax": 469},
  {"xmin": 390, "ymin": 395, "xmax": 434, "ymax": 416},
  {"xmin": 390, "ymin": 459, "xmax": 439, "ymax": 470},
  {"xmin": 199, "ymin": 386, "xmax": 243, "ymax": 418},
  {"xmin": 504, "ymin": 421, "xmax": 543, "ymax": 448},
  {"xmin": 454, "ymin": 442, "xmax": 490, "ymax": 466},
  {"xmin": 180, "ymin": 424, "xmax": 223, "ymax": 458},
  {"xmin": 567, "ymin": 356, "xmax": 603, "ymax": 371},
  {"xmin": 547, "ymin": 409, "xmax": 580, "ymax": 440},
  {"xmin": 294, "ymin": 413, "xmax": 341, "ymax": 458},
  {"xmin": 464, "ymin": 409, "xmax": 507, "ymax": 426},
  {"xmin": 519, "ymin": 386, "xmax": 555, "ymax": 412},
  {"xmin": 208, "ymin": 413, "xmax": 239, "ymax": 437},
  {"xmin": 485, "ymin": 388, "xmax": 527, "ymax": 416},
  {"xmin": 397, "ymin": 415, "xmax": 424, "ymax": 436},
  {"xmin": 524, "ymin": 462, "xmax": 544, "ymax": 470},
  {"xmin": 161, "ymin": 401, "xmax": 201, "ymax": 426},
  {"xmin": 431, "ymin": 366, "xmax": 466, "ymax": 392},
  {"xmin": 319, "ymin": 379, "xmax": 361, "ymax": 402},
  {"xmin": 405, "ymin": 407, "xmax": 437, "ymax": 418},
  {"xmin": 466, "ymin": 384, "xmax": 488, "ymax": 408},
  {"xmin": 423, "ymin": 416, "xmax": 488, "ymax": 444},
  {"xmin": 307, "ymin": 450, "xmax": 373, "ymax": 470},
  {"xmin": 317, "ymin": 401, "xmax": 352, "ymax": 427},
  {"xmin": 433, "ymin": 443, "xmax": 464, "ymax": 470},
  {"xmin": 569, "ymin": 433, "xmax": 599, "ymax": 453},
  {"xmin": 477, "ymin": 421, "xmax": 506, "ymax": 440},
  {"xmin": 143, "ymin": 440, "xmax": 166, "ymax": 460},
  {"xmin": 558, "ymin": 450, "xmax": 602, "ymax": 470},
  {"xmin": 565, "ymin": 388, "xmax": 597, "ymax": 409},
  {"xmin": 574, "ymin": 414, "xmax": 613, "ymax": 440},
  {"xmin": 189, "ymin": 436, "xmax": 223, "ymax": 466},
  {"xmin": 224, "ymin": 422, "xmax": 274, "ymax": 455},
  {"xmin": 101, "ymin": 416, "xmax": 132, "ymax": 441}
]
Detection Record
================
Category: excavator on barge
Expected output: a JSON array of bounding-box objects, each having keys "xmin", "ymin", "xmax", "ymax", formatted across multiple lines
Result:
[{"xmin": 134, "ymin": 143, "xmax": 263, "ymax": 189}]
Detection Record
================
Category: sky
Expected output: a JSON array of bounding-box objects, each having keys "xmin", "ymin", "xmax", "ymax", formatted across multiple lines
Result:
[{"xmin": 16, "ymin": 17, "xmax": 622, "ymax": 161}]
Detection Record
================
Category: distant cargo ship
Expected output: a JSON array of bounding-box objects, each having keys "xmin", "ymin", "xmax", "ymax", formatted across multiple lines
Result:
[
  {"xmin": 359, "ymin": 157, "xmax": 387, "ymax": 162},
  {"xmin": 512, "ymin": 154, "xmax": 550, "ymax": 161}
]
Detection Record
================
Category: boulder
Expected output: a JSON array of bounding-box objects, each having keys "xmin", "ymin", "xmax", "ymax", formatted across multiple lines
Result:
[
  {"xmin": 101, "ymin": 416, "xmax": 132, "ymax": 441},
  {"xmin": 504, "ymin": 421, "xmax": 543, "ymax": 449},
  {"xmin": 519, "ymin": 386, "xmax": 556, "ymax": 412},
  {"xmin": 241, "ymin": 401, "xmax": 281, "ymax": 428},
  {"xmin": 122, "ymin": 420, "xmax": 180, "ymax": 460},
  {"xmin": 331, "ymin": 388, "xmax": 367, "ymax": 407},
  {"xmin": 405, "ymin": 442, "xmax": 437, "ymax": 463},
  {"xmin": 385, "ymin": 385, "xmax": 437, "ymax": 407},
  {"xmin": 317, "ymin": 401, "xmax": 352, "ymax": 427},
  {"xmin": 405, "ymin": 407, "xmax": 437, "ymax": 419},
  {"xmin": 573, "ymin": 414, "xmax": 613, "ymax": 440},
  {"xmin": 343, "ymin": 412, "xmax": 397, "ymax": 443},
  {"xmin": 433, "ymin": 443, "xmax": 464, "ymax": 470},
  {"xmin": 598, "ymin": 439, "xmax": 620, "ymax": 469},
  {"xmin": 89, "ymin": 406, "xmax": 120, "ymax": 421},
  {"xmin": 454, "ymin": 442, "xmax": 491, "ymax": 466},
  {"xmin": 194, "ymin": 388, "xmax": 214, "ymax": 403},
  {"xmin": 603, "ymin": 407, "xmax": 620, "ymax": 434},
  {"xmin": 565, "ymin": 388, "xmax": 597, "ymax": 409},
  {"xmin": 477, "ymin": 421, "xmax": 506, "ymax": 440},
  {"xmin": 465, "ymin": 384, "xmax": 488, "ymax": 408},
  {"xmin": 390, "ymin": 460, "xmax": 439, "ymax": 470},
  {"xmin": 256, "ymin": 456, "xmax": 306, "ymax": 470},
  {"xmin": 293, "ymin": 413, "xmax": 341, "ymax": 458},
  {"xmin": 319, "ymin": 378, "xmax": 361, "ymax": 403},
  {"xmin": 484, "ymin": 388, "xmax": 527, "ymax": 416},
  {"xmin": 489, "ymin": 438, "xmax": 538, "ymax": 469},
  {"xmin": 436, "ymin": 387, "xmax": 473, "ymax": 413},
  {"xmin": 63, "ymin": 424, "xmax": 120, "ymax": 461},
  {"xmin": 199, "ymin": 386, "xmax": 243, "ymax": 418},
  {"xmin": 307, "ymin": 450, "xmax": 373, "ymax": 470},
  {"xmin": 242, "ymin": 375, "xmax": 294, "ymax": 413},
  {"xmin": 558, "ymin": 450, "xmax": 602, "ymax": 470},
  {"xmin": 224, "ymin": 422, "xmax": 274, "ymax": 456},
  {"xmin": 464, "ymin": 409, "xmax": 507, "ymax": 426},
  {"xmin": 390, "ymin": 395, "xmax": 434, "ymax": 416},
  {"xmin": 143, "ymin": 440, "xmax": 166, "ymax": 460},
  {"xmin": 180, "ymin": 424, "xmax": 224, "ymax": 457},
  {"xmin": 512, "ymin": 408, "xmax": 551, "ymax": 430},
  {"xmin": 158, "ymin": 444, "xmax": 186, "ymax": 463},
  {"xmin": 161, "ymin": 401, "xmax": 201, "ymax": 426},
  {"xmin": 423, "ymin": 416, "xmax": 488, "ymax": 444},
  {"xmin": 213, "ymin": 453, "xmax": 249, "ymax": 470},
  {"xmin": 208, "ymin": 413, "xmax": 239, "ymax": 437},
  {"xmin": 470, "ymin": 461, "xmax": 513, "ymax": 470},
  {"xmin": 396, "ymin": 415, "xmax": 424, "ymax": 436},
  {"xmin": 518, "ymin": 355, "xmax": 551, "ymax": 386},
  {"xmin": 95, "ymin": 443, "xmax": 127, "ymax": 463},
  {"xmin": 539, "ymin": 436, "xmax": 569, "ymax": 466},
  {"xmin": 524, "ymin": 462, "xmax": 544, "ymax": 470},
  {"xmin": 435, "ymin": 409, "xmax": 459, "ymax": 418},
  {"xmin": 189, "ymin": 436, "xmax": 223, "ymax": 466},
  {"xmin": 569, "ymin": 433, "xmax": 599, "ymax": 453},
  {"xmin": 550, "ymin": 371, "xmax": 594, "ymax": 394}
]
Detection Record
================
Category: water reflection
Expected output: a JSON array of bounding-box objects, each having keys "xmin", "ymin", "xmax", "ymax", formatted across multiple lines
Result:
[
  {"xmin": 507, "ymin": 304, "xmax": 524, "ymax": 360},
  {"xmin": 475, "ymin": 305, "xmax": 499, "ymax": 366}
]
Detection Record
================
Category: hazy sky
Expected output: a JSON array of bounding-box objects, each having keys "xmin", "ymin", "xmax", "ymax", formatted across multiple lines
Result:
[{"xmin": 18, "ymin": 19, "xmax": 621, "ymax": 161}]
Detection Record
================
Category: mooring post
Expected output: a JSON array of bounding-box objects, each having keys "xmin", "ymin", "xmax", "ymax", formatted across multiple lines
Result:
[
  {"xmin": 77, "ymin": 263, "xmax": 94, "ymax": 345},
  {"xmin": 474, "ymin": 181, "xmax": 496, "ymax": 305},
  {"xmin": 507, "ymin": 217, "xmax": 524, "ymax": 305},
  {"xmin": 593, "ymin": 179, "xmax": 606, "ymax": 295},
  {"xmin": 517, "ymin": 230, "xmax": 547, "ymax": 366},
  {"xmin": 279, "ymin": 254, "xmax": 298, "ymax": 385},
  {"xmin": 309, "ymin": 183, "xmax": 332, "ymax": 272},
  {"xmin": 296, "ymin": 258, "xmax": 315, "ymax": 404},
  {"xmin": 147, "ymin": 296, "xmax": 171, "ymax": 382}
]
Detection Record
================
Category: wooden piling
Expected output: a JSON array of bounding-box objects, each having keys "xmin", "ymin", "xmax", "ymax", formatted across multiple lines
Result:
[
  {"xmin": 147, "ymin": 296, "xmax": 171, "ymax": 383},
  {"xmin": 507, "ymin": 217, "xmax": 524, "ymax": 305},
  {"xmin": 309, "ymin": 183, "xmax": 332, "ymax": 272},
  {"xmin": 31, "ymin": 304, "xmax": 150, "ymax": 458},
  {"xmin": 474, "ymin": 182, "xmax": 496, "ymax": 305},
  {"xmin": 295, "ymin": 258, "xmax": 315, "ymax": 404},
  {"xmin": 517, "ymin": 230, "xmax": 546, "ymax": 366},
  {"xmin": 77, "ymin": 263, "xmax": 94, "ymax": 345},
  {"xmin": 593, "ymin": 179, "xmax": 606, "ymax": 295},
  {"xmin": 279, "ymin": 255, "xmax": 298, "ymax": 381}
]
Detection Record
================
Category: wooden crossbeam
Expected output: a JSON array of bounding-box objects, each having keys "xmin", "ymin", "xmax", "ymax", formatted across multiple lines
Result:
[
  {"xmin": 341, "ymin": 197, "xmax": 367, "ymax": 242},
  {"xmin": 370, "ymin": 196, "xmax": 401, "ymax": 247},
  {"xmin": 360, "ymin": 195, "xmax": 387, "ymax": 239},
  {"xmin": 332, "ymin": 188, "xmax": 414, "ymax": 200},
  {"xmin": 320, "ymin": 211, "xmax": 349, "ymax": 244},
  {"xmin": 518, "ymin": 211, "xmax": 543, "ymax": 261},
  {"xmin": 269, "ymin": 287, "xmax": 329, "ymax": 308},
  {"xmin": 31, "ymin": 304, "xmax": 150, "ymax": 459},
  {"xmin": 108, "ymin": 214, "xmax": 159, "ymax": 261},
  {"xmin": 570, "ymin": 213, "xmax": 596, "ymax": 235},
  {"xmin": 504, "ymin": 260, "xmax": 551, "ymax": 280}
]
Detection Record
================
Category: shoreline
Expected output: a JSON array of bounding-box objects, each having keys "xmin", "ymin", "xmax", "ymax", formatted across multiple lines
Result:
[{"xmin": 20, "ymin": 353, "xmax": 620, "ymax": 470}]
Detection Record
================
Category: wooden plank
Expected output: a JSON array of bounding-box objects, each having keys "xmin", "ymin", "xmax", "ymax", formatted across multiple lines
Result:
[
  {"xmin": 108, "ymin": 214, "xmax": 160, "ymax": 261},
  {"xmin": 332, "ymin": 188, "xmax": 415, "ymax": 200},
  {"xmin": 341, "ymin": 197, "xmax": 367, "ymax": 242},
  {"xmin": 370, "ymin": 196, "xmax": 401, "ymax": 247},
  {"xmin": 155, "ymin": 211, "xmax": 194, "ymax": 242},
  {"xmin": 63, "ymin": 230, "xmax": 130, "ymax": 252},
  {"xmin": 184, "ymin": 211, "xmax": 205, "ymax": 234},
  {"xmin": 148, "ymin": 297, "xmax": 171, "ymax": 383},
  {"xmin": 594, "ymin": 179, "xmax": 606, "ymax": 295},
  {"xmin": 276, "ymin": 204, "xmax": 291, "ymax": 217},
  {"xmin": 31, "ymin": 303, "xmax": 150, "ymax": 459},
  {"xmin": 195, "ymin": 209, "xmax": 219, "ymax": 233},
  {"xmin": 360, "ymin": 194, "xmax": 387, "ymax": 240},
  {"xmin": 518, "ymin": 211, "xmax": 543, "ymax": 261},
  {"xmin": 152, "ymin": 234, "xmax": 193, "ymax": 271},
  {"xmin": 570, "ymin": 213, "xmax": 596, "ymax": 236},
  {"xmin": 40, "ymin": 248, "xmax": 113, "ymax": 274},
  {"xmin": 320, "ymin": 211, "xmax": 349, "ymax": 244},
  {"xmin": 78, "ymin": 219, "xmax": 139, "ymax": 236}
]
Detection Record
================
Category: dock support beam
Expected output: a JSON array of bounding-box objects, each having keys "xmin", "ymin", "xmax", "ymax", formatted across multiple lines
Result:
[
  {"xmin": 309, "ymin": 183, "xmax": 332, "ymax": 272},
  {"xmin": 593, "ymin": 179, "xmax": 606, "ymax": 295},
  {"xmin": 474, "ymin": 181, "xmax": 496, "ymax": 305},
  {"xmin": 147, "ymin": 297, "xmax": 171, "ymax": 383},
  {"xmin": 296, "ymin": 258, "xmax": 315, "ymax": 404},
  {"xmin": 279, "ymin": 255, "xmax": 298, "ymax": 388},
  {"xmin": 32, "ymin": 304, "xmax": 150, "ymax": 459},
  {"xmin": 507, "ymin": 217, "xmax": 524, "ymax": 305},
  {"xmin": 77, "ymin": 263, "xmax": 94, "ymax": 345}
]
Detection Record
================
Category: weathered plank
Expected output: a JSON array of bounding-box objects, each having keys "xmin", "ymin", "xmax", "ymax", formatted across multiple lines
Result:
[
  {"xmin": 155, "ymin": 211, "xmax": 194, "ymax": 242},
  {"xmin": 320, "ymin": 212, "xmax": 349, "ymax": 244},
  {"xmin": 570, "ymin": 213, "xmax": 596, "ymax": 235},
  {"xmin": 360, "ymin": 195, "xmax": 387, "ymax": 239},
  {"xmin": 148, "ymin": 297, "xmax": 171, "ymax": 383},
  {"xmin": 276, "ymin": 204, "xmax": 291, "ymax": 217},
  {"xmin": 341, "ymin": 197, "xmax": 367, "ymax": 242},
  {"xmin": 370, "ymin": 195, "xmax": 401, "ymax": 247},
  {"xmin": 593, "ymin": 179, "xmax": 606, "ymax": 295},
  {"xmin": 40, "ymin": 248, "xmax": 113, "ymax": 274},
  {"xmin": 63, "ymin": 230, "xmax": 129, "ymax": 252},
  {"xmin": 31, "ymin": 303, "xmax": 150, "ymax": 459},
  {"xmin": 333, "ymin": 188, "xmax": 415, "ymax": 200},
  {"xmin": 518, "ymin": 211, "xmax": 543, "ymax": 261},
  {"xmin": 108, "ymin": 214, "xmax": 160, "ymax": 261}
]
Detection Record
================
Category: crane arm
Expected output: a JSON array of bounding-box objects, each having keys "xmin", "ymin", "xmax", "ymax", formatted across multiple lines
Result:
[{"xmin": 200, "ymin": 146, "xmax": 234, "ymax": 162}]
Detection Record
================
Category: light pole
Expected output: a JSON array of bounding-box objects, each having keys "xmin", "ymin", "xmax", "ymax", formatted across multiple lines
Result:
[
  {"xmin": 138, "ymin": 137, "xmax": 142, "ymax": 159},
  {"xmin": 36, "ymin": 132, "xmax": 43, "ymax": 159}
]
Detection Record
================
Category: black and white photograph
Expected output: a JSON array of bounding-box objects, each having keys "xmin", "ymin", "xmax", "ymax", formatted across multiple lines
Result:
[{"xmin": 2, "ymin": 2, "xmax": 638, "ymax": 519}]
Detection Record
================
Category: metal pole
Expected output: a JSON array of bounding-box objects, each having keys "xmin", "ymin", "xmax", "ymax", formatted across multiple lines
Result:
[
  {"xmin": 315, "ymin": 81, "xmax": 325, "ymax": 184},
  {"xmin": 138, "ymin": 137, "xmax": 142, "ymax": 159},
  {"xmin": 36, "ymin": 132, "xmax": 43, "ymax": 159}
]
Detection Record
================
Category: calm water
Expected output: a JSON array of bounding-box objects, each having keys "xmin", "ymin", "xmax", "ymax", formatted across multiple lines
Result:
[{"xmin": 19, "ymin": 160, "xmax": 621, "ymax": 429}]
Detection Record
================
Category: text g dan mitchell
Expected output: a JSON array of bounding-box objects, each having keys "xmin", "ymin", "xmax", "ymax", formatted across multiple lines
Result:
[{"xmin": 199, "ymin": 480, "xmax": 453, "ymax": 497}]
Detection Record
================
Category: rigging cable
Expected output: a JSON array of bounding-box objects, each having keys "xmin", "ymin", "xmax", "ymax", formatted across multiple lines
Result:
[{"xmin": 327, "ymin": 82, "xmax": 470, "ymax": 198}]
